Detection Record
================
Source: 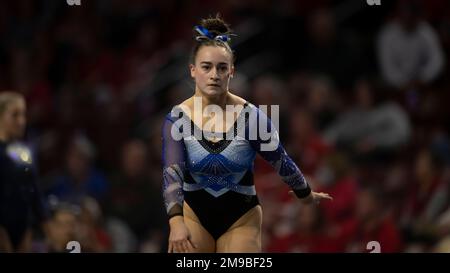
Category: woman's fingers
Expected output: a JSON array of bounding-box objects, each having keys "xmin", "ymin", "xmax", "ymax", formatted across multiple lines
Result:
[
  {"xmin": 177, "ymin": 241, "xmax": 186, "ymax": 253},
  {"xmin": 313, "ymin": 192, "xmax": 333, "ymax": 204},
  {"xmin": 289, "ymin": 190, "xmax": 333, "ymax": 204},
  {"xmin": 181, "ymin": 241, "xmax": 189, "ymax": 253},
  {"xmin": 317, "ymin": 192, "xmax": 333, "ymax": 200},
  {"xmin": 169, "ymin": 241, "xmax": 184, "ymax": 253},
  {"xmin": 173, "ymin": 241, "xmax": 182, "ymax": 253},
  {"xmin": 187, "ymin": 238, "xmax": 197, "ymax": 251},
  {"xmin": 173, "ymin": 239, "xmax": 197, "ymax": 253}
]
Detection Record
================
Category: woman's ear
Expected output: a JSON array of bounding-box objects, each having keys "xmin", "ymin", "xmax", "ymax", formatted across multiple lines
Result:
[
  {"xmin": 189, "ymin": 64, "xmax": 196, "ymax": 79},
  {"xmin": 230, "ymin": 65, "xmax": 235, "ymax": 78}
]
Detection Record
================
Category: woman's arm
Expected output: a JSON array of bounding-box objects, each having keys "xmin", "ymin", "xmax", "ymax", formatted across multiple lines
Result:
[
  {"xmin": 162, "ymin": 115, "xmax": 186, "ymax": 219},
  {"xmin": 248, "ymin": 107, "xmax": 332, "ymax": 203},
  {"xmin": 162, "ymin": 114, "xmax": 196, "ymax": 253}
]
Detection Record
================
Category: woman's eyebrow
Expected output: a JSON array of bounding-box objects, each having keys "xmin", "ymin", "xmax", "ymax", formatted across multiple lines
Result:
[{"xmin": 199, "ymin": 61, "xmax": 228, "ymax": 65}]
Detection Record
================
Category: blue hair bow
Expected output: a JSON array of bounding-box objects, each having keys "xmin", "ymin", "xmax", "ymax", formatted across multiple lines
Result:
[{"xmin": 194, "ymin": 25, "xmax": 231, "ymax": 43}]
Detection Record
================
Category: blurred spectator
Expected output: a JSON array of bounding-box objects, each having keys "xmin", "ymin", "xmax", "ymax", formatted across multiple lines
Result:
[
  {"xmin": 77, "ymin": 197, "xmax": 112, "ymax": 252},
  {"xmin": 266, "ymin": 203, "xmax": 343, "ymax": 252},
  {"xmin": 45, "ymin": 197, "xmax": 112, "ymax": 253},
  {"xmin": 377, "ymin": 0, "xmax": 445, "ymax": 89},
  {"xmin": 45, "ymin": 134, "xmax": 110, "ymax": 205},
  {"xmin": 324, "ymin": 78, "xmax": 411, "ymax": 160},
  {"xmin": 250, "ymin": 74, "xmax": 287, "ymax": 110},
  {"xmin": 299, "ymin": 8, "xmax": 363, "ymax": 88},
  {"xmin": 401, "ymin": 148, "xmax": 449, "ymax": 243},
  {"xmin": 9, "ymin": 47, "xmax": 53, "ymax": 130},
  {"xmin": 104, "ymin": 217, "xmax": 138, "ymax": 253},
  {"xmin": 305, "ymin": 76, "xmax": 339, "ymax": 131},
  {"xmin": 0, "ymin": 91, "xmax": 49, "ymax": 252},
  {"xmin": 287, "ymin": 109, "xmax": 331, "ymax": 175},
  {"xmin": 45, "ymin": 201, "xmax": 79, "ymax": 253},
  {"xmin": 105, "ymin": 139, "xmax": 166, "ymax": 249},
  {"xmin": 315, "ymin": 152, "xmax": 358, "ymax": 225},
  {"xmin": 341, "ymin": 186, "xmax": 403, "ymax": 253}
]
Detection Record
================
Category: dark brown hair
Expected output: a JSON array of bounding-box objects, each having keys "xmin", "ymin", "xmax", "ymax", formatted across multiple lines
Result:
[{"xmin": 190, "ymin": 14, "xmax": 235, "ymax": 64}]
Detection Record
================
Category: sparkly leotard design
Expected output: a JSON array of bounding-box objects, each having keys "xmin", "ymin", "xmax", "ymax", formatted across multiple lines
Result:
[{"xmin": 162, "ymin": 102, "xmax": 311, "ymax": 239}]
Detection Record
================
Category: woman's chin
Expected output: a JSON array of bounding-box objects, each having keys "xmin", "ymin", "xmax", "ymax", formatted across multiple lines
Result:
[{"xmin": 202, "ymin": 87, "xmax": 226, "ymax": 96}]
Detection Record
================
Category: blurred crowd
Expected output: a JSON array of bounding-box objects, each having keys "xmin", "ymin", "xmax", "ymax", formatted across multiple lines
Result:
[{"xmin": 0, "ymin": 0, "xmax": 449, "ymax": 252}]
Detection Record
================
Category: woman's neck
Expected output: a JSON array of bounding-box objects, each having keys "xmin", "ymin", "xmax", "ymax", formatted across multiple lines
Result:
[{"xmin": 194, "ymin": 88, "xmax": 230, "ymax": 110}]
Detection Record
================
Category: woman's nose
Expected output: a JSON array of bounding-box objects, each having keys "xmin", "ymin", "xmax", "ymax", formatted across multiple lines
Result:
[{"xmin": 210, "ymin": 68, "xmax": 219, "ymax": 79}]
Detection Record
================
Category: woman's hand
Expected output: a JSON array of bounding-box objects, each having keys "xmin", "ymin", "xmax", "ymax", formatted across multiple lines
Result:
[
  {"xmin": 289, "ymin": 190, "xmax": 333, "ymax": 205},
  {"xmin": 168, "ymin": 216, "xmax": 197, "ymax": 253}
]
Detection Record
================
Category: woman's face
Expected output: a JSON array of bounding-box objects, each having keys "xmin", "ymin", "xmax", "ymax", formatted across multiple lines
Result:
[
  {"xmin": 0, "ymin": 98, "xmax": 26, "ymax": 140},
  {"xmin": 190, "ymin": 45, "xmax": 234, "ymax": 97}
]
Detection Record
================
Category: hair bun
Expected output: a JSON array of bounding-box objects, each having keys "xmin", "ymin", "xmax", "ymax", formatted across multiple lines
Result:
[
  {"xmin": 190, "ymin": 14, "xmax": 235, "ymax": 63},
  {"xmin": 198, "ymin": 14, "xmax": 232, "ymax": 38}
]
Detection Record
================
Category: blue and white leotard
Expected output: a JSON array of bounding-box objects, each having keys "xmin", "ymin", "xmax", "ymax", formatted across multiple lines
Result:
[{"xmin": 162, "ymin": 102, "xmax": 311, "ymax": 239}]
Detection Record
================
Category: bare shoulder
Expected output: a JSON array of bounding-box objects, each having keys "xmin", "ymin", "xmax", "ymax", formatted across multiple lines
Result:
[
  {"xmin": 228, "ymin": 92, "xmax": 248, "ymax": 106},
  {"xmin": 179, "ymin": 97, "xmax": 193, "ymax": 108},
  {"xmin": 177, "ymin": 97, "xmax": 195, "ymax": 114}
]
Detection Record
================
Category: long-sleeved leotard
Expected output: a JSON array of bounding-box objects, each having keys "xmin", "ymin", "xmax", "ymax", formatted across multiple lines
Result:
[{"xmin": 162, "ymin": 102, "xmax": 311, "ymax": 239}]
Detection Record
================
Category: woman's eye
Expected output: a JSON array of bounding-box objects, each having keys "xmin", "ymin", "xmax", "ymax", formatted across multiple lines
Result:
[{"xmin": 202, "ymin": 66, "xmax": 210, "ymax": 70}]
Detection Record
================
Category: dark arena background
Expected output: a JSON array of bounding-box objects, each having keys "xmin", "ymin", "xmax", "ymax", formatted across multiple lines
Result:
[{"xmin": 0, "ymin": 0, "xmax": 449, "ymax": 259}]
